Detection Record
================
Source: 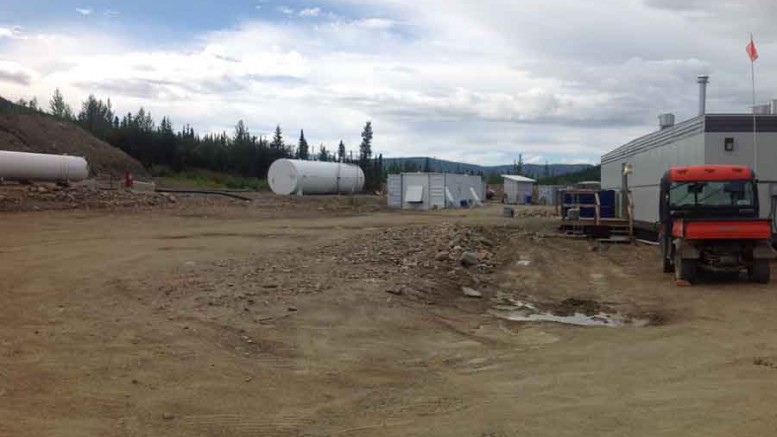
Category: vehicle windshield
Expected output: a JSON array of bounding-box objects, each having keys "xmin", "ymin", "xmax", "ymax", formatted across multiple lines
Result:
[{"xmin": 669, "ymin": 181, "xmax": 754, "ymax": 208}]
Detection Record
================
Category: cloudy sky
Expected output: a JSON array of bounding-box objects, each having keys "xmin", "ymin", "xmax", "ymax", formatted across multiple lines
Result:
[{"xmin": 0, "ymin": 0, "xmax": 775, "ymax": 165}]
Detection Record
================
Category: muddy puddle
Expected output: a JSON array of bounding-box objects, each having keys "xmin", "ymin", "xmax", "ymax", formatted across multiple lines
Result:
[{"xmin": 490, "ymin": 298, "xmax": 651, "ymax": 328}]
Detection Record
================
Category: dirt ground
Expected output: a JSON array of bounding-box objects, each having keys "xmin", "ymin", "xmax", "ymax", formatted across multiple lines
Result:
[{"xmin": 2, "ymin": 198, "xmax": 777, "ymax": 437}]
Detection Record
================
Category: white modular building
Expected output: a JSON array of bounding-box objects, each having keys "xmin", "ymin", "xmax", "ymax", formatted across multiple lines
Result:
[
  {"xmin": 601, "ymin": 76, "xmax": 777, "ymax": 235},
  {"xmin": 502, "ymin": 175, "xmax": 536, "ymax": 205},
  {"xmin": 387, "ymin": 173, "xmax": 485, "ymax": 210}
]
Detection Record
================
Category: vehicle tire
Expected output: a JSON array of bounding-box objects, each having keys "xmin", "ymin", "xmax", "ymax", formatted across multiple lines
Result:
[
  {"xmin": 749, "ymin": 260, "xmax": 770, "ymax": 284},
  {"xmin": 675, "ymin": 252, "xmax": 696, "ymax": 283}
]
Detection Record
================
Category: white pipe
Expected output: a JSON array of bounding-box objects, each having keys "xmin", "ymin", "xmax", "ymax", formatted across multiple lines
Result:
[{"xmin": 0, "ymin": 150, "xmax": 89, "ymax": 182}]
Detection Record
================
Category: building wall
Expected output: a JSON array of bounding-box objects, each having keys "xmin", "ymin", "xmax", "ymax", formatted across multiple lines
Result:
[
  {"xmin": 504, "ymin": 180, "xmax": 533, "ymax": 204},
  {"xmin": 388, "ymin": 173, "xmax": 485, "ymax": 210},
  {"xmin": 401, "ymin": 173, "xmax": 431, "ymax": 211},
  {"xmin": 705, "ymin": 131, "xmax": 777, "ymax": 219},
  {"xmin": 537, "ymin": 185, "xmax": 564, "ymax": 205},
  {"xmin": 602, "ymin": 132, "xmax": 705, "ymax": 224},
  {"xmin": 387, "ymin": 174, "xmax": 402, "ymax": 207}
]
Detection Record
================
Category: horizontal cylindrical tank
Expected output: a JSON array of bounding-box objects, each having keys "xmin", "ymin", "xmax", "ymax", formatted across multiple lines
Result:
[
  {"xmin": 0, "ymin": 151, "xmax": 89, "ymax": 182},
  {"xmin": 268, "ymin": 159, "xmax": 365, "ymax": 195}
]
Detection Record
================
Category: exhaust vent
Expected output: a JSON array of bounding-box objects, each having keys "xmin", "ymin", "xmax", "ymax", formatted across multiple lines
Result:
[
  {"xmin": 697, "ymin": 75, "xmax": 709, "ymax": 116},
  {"xmin": 658, "ymin": 113, "xmax": 675, "ymax": 130}
]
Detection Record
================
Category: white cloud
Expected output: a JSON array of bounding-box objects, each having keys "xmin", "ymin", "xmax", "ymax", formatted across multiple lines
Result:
[
  {"xmin": 104, "ymin": 9, "xmax": 119, "ymax": 18},
  {"xmin": 0, "ymin": 26, "xmax": 23, "ymax": 39},
  {"xmin": 2, "ymin": 1, "xmax": 777, "ymax": 165},
  {"xmin": 0, "ymin": 61, "xmax": 37, "ymax": 85},
  {"xmin": 75, "ymin": 8, "xmax": 93, "ymax": 16},
  {"xmin": 299, "ymin": 7, "xmax": 322, "ymax": 17}
]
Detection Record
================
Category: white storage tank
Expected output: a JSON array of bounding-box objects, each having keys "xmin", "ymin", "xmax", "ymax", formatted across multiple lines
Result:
[
  {"xmin": 0, "ymin": 150, "xmax": 89, "ymax": 182},
  {"xmin": 268, "ymin": 159, "xmax": 365, "ymax": 195}
]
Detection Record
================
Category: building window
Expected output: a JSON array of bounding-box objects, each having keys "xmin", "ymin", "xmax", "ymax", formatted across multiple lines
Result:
[{"xmin": 724, "ymin": 137, "xmax": 735, "ymax": 152}]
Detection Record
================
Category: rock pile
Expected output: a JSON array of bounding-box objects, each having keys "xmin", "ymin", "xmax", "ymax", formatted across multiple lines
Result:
[
  {"xmin": 325, "ymin": 223, "xmax": 500, "ymax": 277},
  {"xmin": 0, "ymin": 183, "xmax": 238, "ymax": 212}
]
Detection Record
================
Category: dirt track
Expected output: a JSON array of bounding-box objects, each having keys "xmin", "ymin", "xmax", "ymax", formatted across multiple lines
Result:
[{"xmin": 2, "ymin": 200, "xmax": 777, "ymax": 436}]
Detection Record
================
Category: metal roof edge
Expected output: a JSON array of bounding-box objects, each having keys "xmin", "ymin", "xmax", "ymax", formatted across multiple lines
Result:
[{"xmin": 601, "ymin": 115, "xmax": 705, "ymax": 164}]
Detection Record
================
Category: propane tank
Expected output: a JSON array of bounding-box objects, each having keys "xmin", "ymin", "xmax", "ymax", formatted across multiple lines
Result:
[{"xmin": 0, "ymin": 150, "xmax": 89, "ymax": 182}]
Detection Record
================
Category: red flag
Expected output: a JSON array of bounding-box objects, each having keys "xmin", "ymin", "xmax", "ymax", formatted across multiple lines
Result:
[{"xmin": 747, "ymin": 36, "xmax": 759, "ymax": 62}]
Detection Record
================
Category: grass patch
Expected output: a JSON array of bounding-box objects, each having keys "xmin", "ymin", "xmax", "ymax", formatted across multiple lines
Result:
[{"xmin": 151, "ymin": 166, "xmax": 268, "ymax": 191}]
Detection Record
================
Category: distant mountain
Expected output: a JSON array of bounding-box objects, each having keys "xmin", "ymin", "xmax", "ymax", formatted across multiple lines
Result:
[{"xmin": 383, "ymin": 157, "xmax": 592, "ymax": 179}]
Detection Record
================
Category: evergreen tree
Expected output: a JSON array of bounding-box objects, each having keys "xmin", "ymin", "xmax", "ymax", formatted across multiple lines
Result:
[
  {"xmin": 337, "ymin": 140, "xmax": 346, "ymax": 162},
  {"xmin": 77, "ymin": 95, "xmax": 114, "ymax": 140},
  {"xmin": 296, "ymin": 129, "xmax": 309, "ymax": 160},
  {"xmin": 317, "ymin": 145, "xmax": 329, "ymax": 161},
  {"xmin": 515, "ymin": 153, "xmax": 524, "ymax": 175},
  {"xmin": 49, "ymin": 89, "xmax": 74, "ymax": 119},
  {"xmin": 359, "ymin": 121, "xmax": 373, "ymax": 167},
  {"xmin": 271, "ymin": 125, "xmax": 284, "ymax": 151},
  {"xmin": 544, "ymin": 161, "xmax": 550, "ymax": 178}
]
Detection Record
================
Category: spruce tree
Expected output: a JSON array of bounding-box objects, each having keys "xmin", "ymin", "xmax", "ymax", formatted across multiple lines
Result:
[
  {"xmin": 271, "ymin": 125, "xmax": 284, "ymax": 150},
  {"xmin": 297, "ymin": 129, "xmax": 309, "ymax": 160},
  {"xmin": 337, "ymin": 140, "xmax": 346, "ymax": 162}
]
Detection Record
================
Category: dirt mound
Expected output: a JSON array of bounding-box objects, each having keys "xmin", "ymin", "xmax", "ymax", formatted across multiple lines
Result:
[{"xmin": 0, "ymin": 97, "xmax": 148, "ymax": 179}]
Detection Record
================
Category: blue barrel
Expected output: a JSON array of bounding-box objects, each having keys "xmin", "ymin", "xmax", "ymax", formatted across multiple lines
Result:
[{"xmin": 598, "ymin": 190, "xmax": 616, "ymax": 218}]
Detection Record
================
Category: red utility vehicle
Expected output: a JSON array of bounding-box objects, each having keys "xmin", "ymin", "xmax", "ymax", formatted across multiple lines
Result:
[{"xmin": 659, "ymin": 165, "xmax": 776, "ymax": 283}]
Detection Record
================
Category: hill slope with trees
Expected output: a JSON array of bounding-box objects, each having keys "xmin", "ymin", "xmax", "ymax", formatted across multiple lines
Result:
[{"xmin": 0, "ymin": 96, "xmax": 148, "ymax": 178}]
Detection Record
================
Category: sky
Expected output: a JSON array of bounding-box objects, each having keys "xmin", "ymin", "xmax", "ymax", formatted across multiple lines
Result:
[{"xmin": 1, "ymin": 0, "xmax": 776, "ymax": 165}]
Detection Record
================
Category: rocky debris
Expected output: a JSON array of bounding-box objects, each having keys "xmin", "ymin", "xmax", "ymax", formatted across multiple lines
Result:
[
  {"xmin": 162, "ymin": 413, "xmax": 175, "ymax": 421},
  {"xmin": 0, "ymin": 182, "xmax": 245, "ymax": 212},
  {"xmin": 512, "ymin": 206, "xmax": 558, "ymax": 218},
  {"xmin": 459, "ymin": 252, "xmax": 480, "ymax": 268},
  {"xmin": 150, "ymin": 222, "xmax": 508, "ymax": 327},
  {"xmin": 462, "ymin": 287, "xmax": 482, "ymax": 298},
  {"xmin": 386, "ymin": 287, "xmax": 404, "ymax": 296}
]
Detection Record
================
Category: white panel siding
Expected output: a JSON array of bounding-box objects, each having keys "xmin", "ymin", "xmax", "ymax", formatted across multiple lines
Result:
[
  {"xmin": 602, "ymin": 132, "xmax": 705, "ymax": 224},
  {"xmin": 387, "ymin": 174, "xmax": 402, "ymax": 207},
  {"xmin": 388, "ymin": 173, "xmax": 484, "ymax": 210},
  {"xmin": 429, "ymin": 174, "xmax": 446, "ymax": 209},
  {"xmin": 705, "ymin": 132, "xmax": 777, "ymax": 219},
  {"xmin": 504, "ymin": 180, "xmax": 533, "ymax": 204},
  {"xmin": 401, "ymin": 174, "xmax": 430, "ymax": 210}
]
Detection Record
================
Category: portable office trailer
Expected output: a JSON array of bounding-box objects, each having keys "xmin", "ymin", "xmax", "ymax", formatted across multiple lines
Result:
[
  {"xmin": 502, "ymin": 175, "xmax": 536, "ymax": 205},
  {"xmin": 601, "ymin": 114, "xmax": 777, "ymax": 231},
  {"xmin": 387, "ymin": 173, "xmax": 485, "ymax": 210}
]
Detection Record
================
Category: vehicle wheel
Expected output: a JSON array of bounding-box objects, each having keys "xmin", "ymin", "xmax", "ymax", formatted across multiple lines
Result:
[
  {"xmin": 749, "ymin": 260, "xmax": 770, "ymax": 284},
  {"xmin": 675, "ymin": 252, "xmax": 696, "ymax": 283}
]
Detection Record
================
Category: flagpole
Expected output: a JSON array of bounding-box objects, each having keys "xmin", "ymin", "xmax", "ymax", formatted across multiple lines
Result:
[{"xmin": 751, "ymin": 33, "xmax": 758, "ymax": 174}]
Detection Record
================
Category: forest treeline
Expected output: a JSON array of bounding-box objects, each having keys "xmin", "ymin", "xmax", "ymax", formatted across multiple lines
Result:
[{"xmin": 14, "ymin": 90, "xmax": 384, "ymax": 190}]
